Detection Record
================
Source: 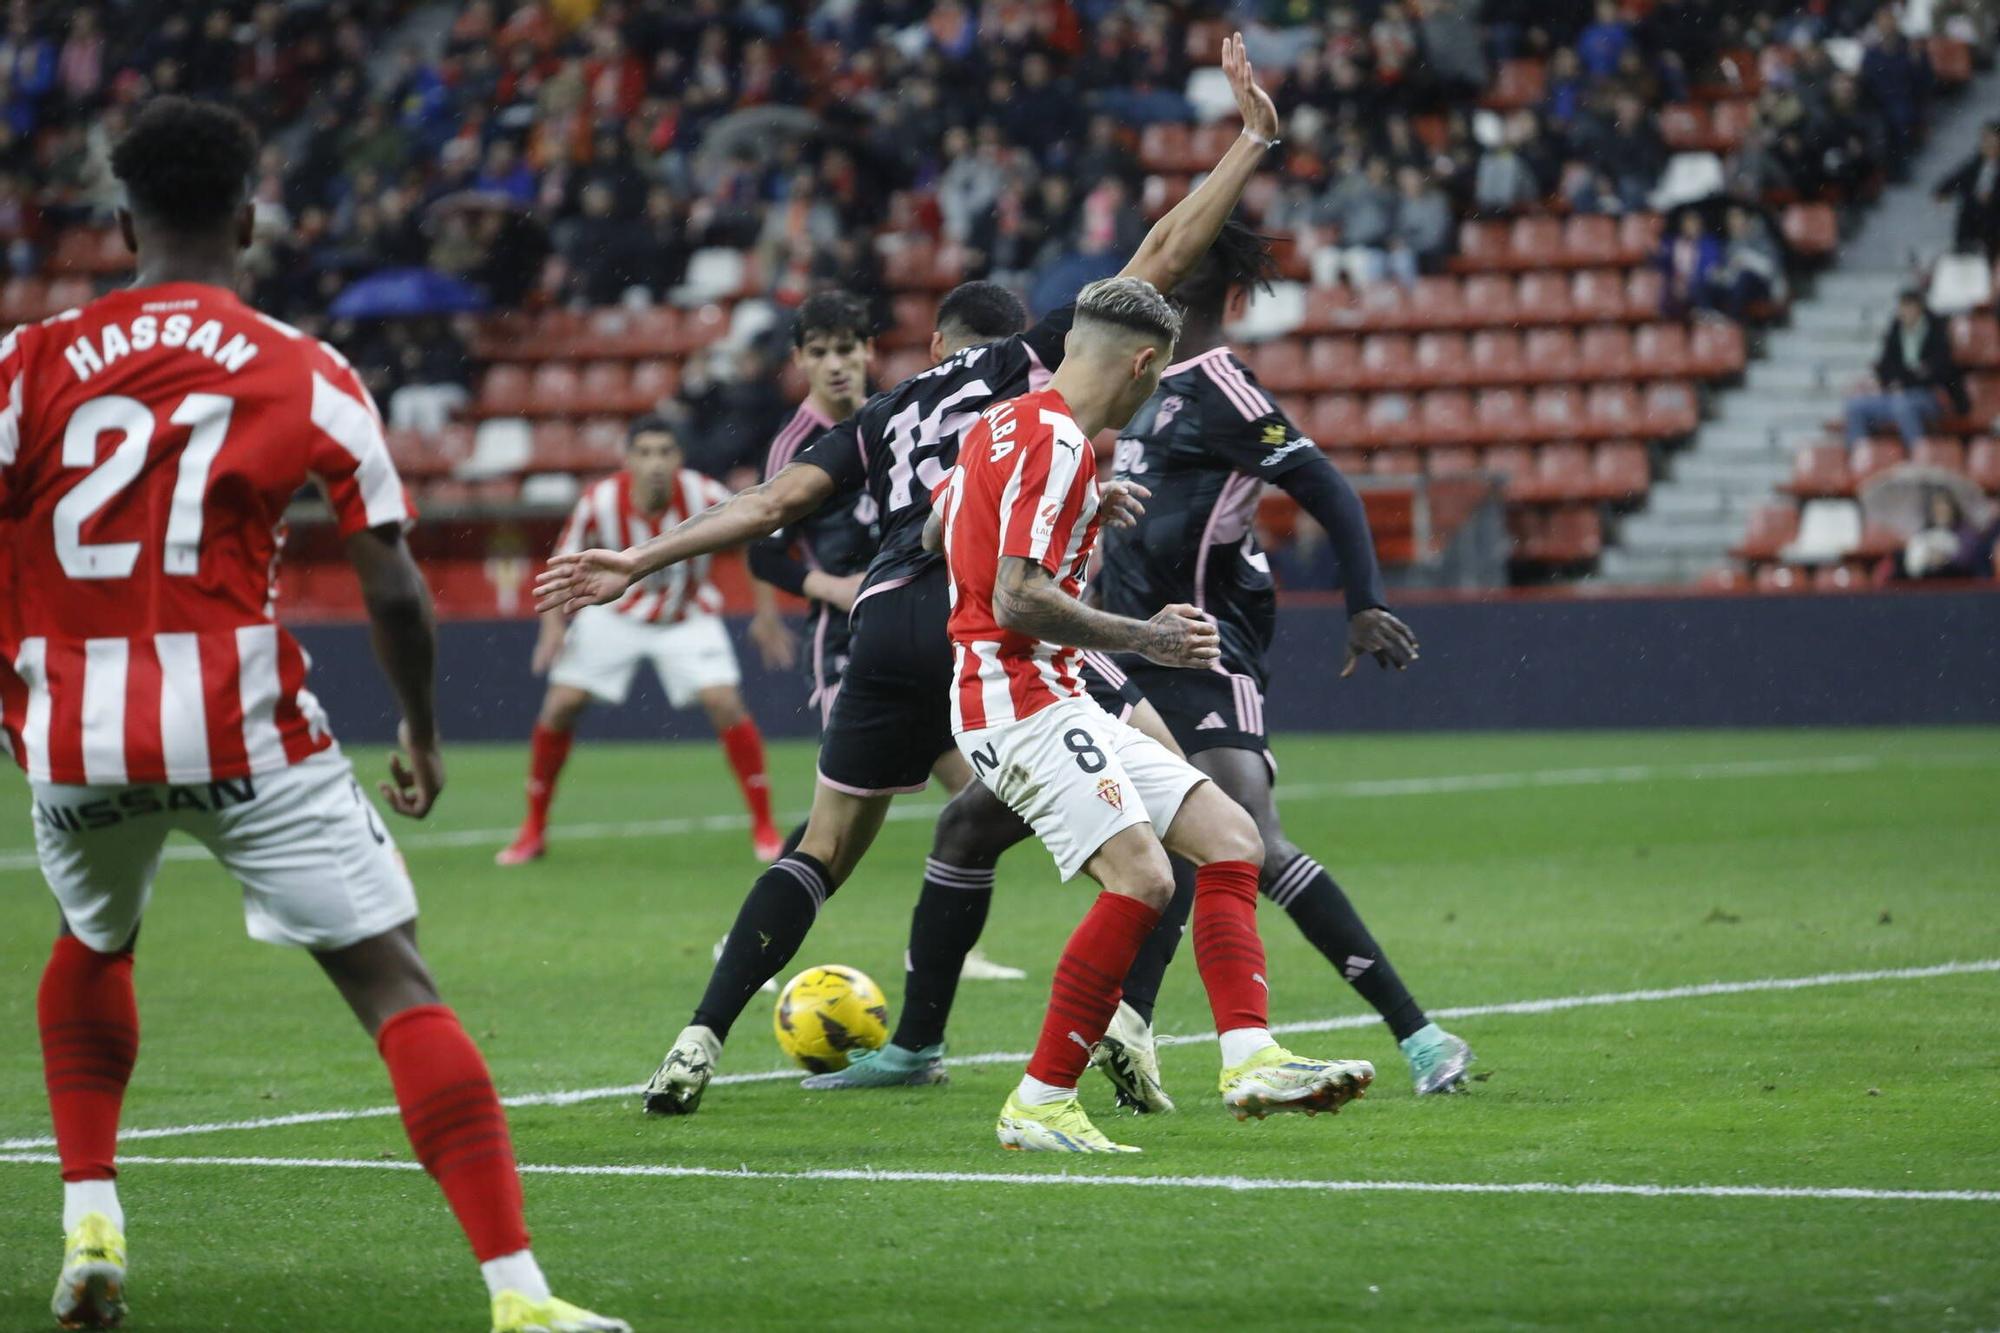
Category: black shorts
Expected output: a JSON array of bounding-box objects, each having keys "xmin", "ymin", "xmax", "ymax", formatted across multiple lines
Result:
[
  {"xmin": 803, "ymin": 603, "xmax": 854, "ymax": 732},
  {"xmin": 816, "ymin": 567, "xmax": 955, "ymax": 796},
  {"xmin": 1077, "ymin": 650, "xmax": 1146, "ymax": 722},
  {"xmin": 1118, "ymin": 657, "xmax": 1270, "ymax": 758}
]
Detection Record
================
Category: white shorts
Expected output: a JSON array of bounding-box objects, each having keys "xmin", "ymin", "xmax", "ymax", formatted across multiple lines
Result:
[
  {"xmin": 957, "ymin": 696, "xmax": 1206, "ymax": 882},
  {"xmin": 549, "ymin": 606, "xmax": 741, "ymax": 708},
  {"xmin": 31, "ymin": 747, "xmax": 419, "ymax": 953}
]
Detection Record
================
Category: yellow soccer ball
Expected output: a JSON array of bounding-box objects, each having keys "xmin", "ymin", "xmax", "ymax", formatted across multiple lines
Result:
[{"xmin": 773, "ymin": 965, "xmax": 890, "ymax": 1073}]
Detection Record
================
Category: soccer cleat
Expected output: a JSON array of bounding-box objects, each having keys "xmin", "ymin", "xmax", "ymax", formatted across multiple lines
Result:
[
  {"xmin": 959, "ymin": 947, "xmax": 1026, "ymax": 981},
  {"xmin": 642, "ymin": 1024, "xmax": 721, "ymax": 1116},
  {"xmin": 494, "ymin": 828, "xmax": 546, "ymax": 866},
  {"xmin": 1218, "ymin": 1045, "xmax": 1374, "ymax": 1121},
  {"xmin": 490, "ymin": 1291, "xmax": 631, "ymax": 1333},
  {"xmin": 51, "ymin": 1212, "xmax": 126, "ymax": 1330},
  {"xmin": 995, "ymin": 1090, "xmax": 1141, "ymax": 1153},
  {"xmin": 1402, "ymin": 1023, "xmax": 1474, "ymax": 1095},
  {"xmin": 751, "ymin": 825, "xmax": 785, "ymax": 863},
  {"xmin": 1090, "ymin": 1000, "xmax": 1175, "ymax": 1114},
  {"xmin": 798, "ymin": 1042, "xmax": 948, "ymax": 1090},
  {"xmin": 712, "ymin": 935, "xmax": 776, "ymax": 994}
]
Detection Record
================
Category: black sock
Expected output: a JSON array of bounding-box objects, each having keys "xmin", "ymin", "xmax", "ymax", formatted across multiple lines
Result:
[
  {"xmin": 692, "ymin": 852, "xmax": 833, "ymax": 1040},
  {"xmin": 888, "ymin": 857, "xmax": 995, "ymax": 1051},
  {"xmin": 778, "ymin": 820, "xmax": 807, "ymax": 861},
  {"xmin": 1266, "ymin": 853, "xmax": 1427, "ymax": 1041},
  {"xmin": 1119, "ymin": 857, "xmax": 1196, "ymax": 1027}
]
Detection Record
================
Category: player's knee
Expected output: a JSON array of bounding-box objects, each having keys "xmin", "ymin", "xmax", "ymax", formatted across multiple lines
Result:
[
  {"xmin": 1211, "ymin": 806, "xmax": 1265, "ymax": 871},
  {"xmin": 701, "ymin": 688, "xmax": 747, "ymax": 730},
  {"xmin": 540, "ymin": 688, "xmax": 589, "ymax": 731},
  {"xmin": 929, "ymin": 793, "xmax": 1016, "ymax": 867},
  {"xmin": 1258, "ymin": 834, "xmax": 1302, "ymax": 886}
]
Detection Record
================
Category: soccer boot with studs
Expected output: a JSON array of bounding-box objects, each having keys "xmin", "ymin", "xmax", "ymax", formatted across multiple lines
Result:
[
  {"xmin": 1090, "ymin": 1000, "xmax": 1175, "ymax": 1114},
  {"xmin": 798, "ymin": 1042, "xmax": 948, "ymax": 1090},
  {"xmin": 995, "ymin": 1091, "xmax": 1141, "ymax": 1153},
  {"xmin": 51, "ymin": 1211, "xmax": 126, "ymax": 1330},
  {"xmin": 641, "ymin": 1024, "xmax": 720, "ymax": 1116},
  {"xmin": 1218, "ymin": 1044, "xmax": 1373, "ymax": 1121},
  {"xmin": 1401, "ymin": 1023, "xmax": 1474, "ymax": 1095},
  {"xmin": 490, "ymin": 1291, "xmax": 631, "ymax": 1333}
]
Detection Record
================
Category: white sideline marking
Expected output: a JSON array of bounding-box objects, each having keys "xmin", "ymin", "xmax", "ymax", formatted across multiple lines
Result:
[
  {"xmin": 0, "ymin": 751, "xmax": 1957, "ymax": 874},
  {"xmin": 3, "ymin": 957, "xmax": 1993, "ymax": 1153},
  {"xmin": 0, "ymin": 1151, "xmax": 1991, "ymax": 1205}
]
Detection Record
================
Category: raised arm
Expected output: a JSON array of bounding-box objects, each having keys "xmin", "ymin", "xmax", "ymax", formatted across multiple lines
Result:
[
  {"xmin": 1117, "ymin": 32, "xmax": 1280, "ymax": 296},
  {"xmin": 994, "ymin": 557, "xmax": 1217, "ymax": 668},
  {"xmin": 345, "ymin": 524, "xmax": 444, "ymax": 817},
  {"xmin": 535, "ymin": 462, "xmax": 838, "ymax": 614}
]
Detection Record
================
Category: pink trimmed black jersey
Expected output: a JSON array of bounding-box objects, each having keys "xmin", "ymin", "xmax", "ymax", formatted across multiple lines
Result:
[
  {"xmin": 1095, "ymin": 344, "xmax": 1321, "ymax": 687},
  {"xmin": 937, "ymin": 388, "xmax": 1101, "ymax": 732},
  {"xmin": 555, "ymin": 468, "xmax": 732, "ymax": 624},
  {"xmin": 0, "ymin": 282, "xmax": 409, "ymax": 786}
]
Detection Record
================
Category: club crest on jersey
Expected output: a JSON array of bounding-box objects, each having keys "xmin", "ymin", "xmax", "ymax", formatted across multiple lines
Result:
[
  {"xmin": 1155, "ymin": 394, "xmax": 1185, "ymax": 429},
  {"xmin": 1094, "ymin": 777, "xmax": 1124, "ymax": 811}
]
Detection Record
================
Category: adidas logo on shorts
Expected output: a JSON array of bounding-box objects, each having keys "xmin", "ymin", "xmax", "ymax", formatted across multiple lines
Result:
[{"xmin": 1196, "ymin": 712, "xmax": 1227, "ymax": 730}]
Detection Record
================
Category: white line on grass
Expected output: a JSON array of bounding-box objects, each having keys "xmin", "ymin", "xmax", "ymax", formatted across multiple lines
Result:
[
  {"xmin": 0, "ymin": 1151, "xmax": 1991, "ymax": 1205},
  {"xmin": 0, "ymin": 752, "xmax": 1948, "ymax": 873},
  {"xmin": 3, "ymin": 957, "xmax": 1992, "ymax": 1153}
]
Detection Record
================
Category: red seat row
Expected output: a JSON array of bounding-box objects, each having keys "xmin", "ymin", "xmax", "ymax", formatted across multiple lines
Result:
[
  {"xmin": 1659, "ymin": 100, "xmax": 1758, "ymax": 155},
  {"xmin": 1243, "ymin": 322, "xmax": 1743, "ymax": 392},
  {"xmin": 1785, "ymin": 436, "xmax": 2000, "ymax": 499},
  {"xmin": 1292, "ymin": 381, "xmax": 1698, "ymax": 446},
  {"xmin": 473, "ymin": 304, "xmax": 731, "ymax": 362},
  {"xmin": 1452, "ymin": 214, "xmax": 1665, "ymax": 272},
  {"xmin": 1301, "ymin": 269, "xmax": 1673, "ymax": 333},
  {"xmin": 0, "ymin": 275, "xmax": 98, "ymax": 324},
  {"xmin": 475, "ymin": 360, "xmax": 680, "ymax": 417}
]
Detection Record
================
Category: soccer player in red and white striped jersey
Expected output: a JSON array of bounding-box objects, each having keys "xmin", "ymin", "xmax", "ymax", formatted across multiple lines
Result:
[
  {"xmin": 935, "ymin": 276, "xmax": 1375, "ymax": 1153},
  {"xmin": 1, "ymin": 98, "xmax": 625, "ymax": 1333},
  {"xmin": 496, "ymin": 415, "xmax": 782, "ymax": 866}
]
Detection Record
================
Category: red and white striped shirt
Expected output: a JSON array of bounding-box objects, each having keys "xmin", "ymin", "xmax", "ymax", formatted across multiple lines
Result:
[
  {"xmin": 937, "ymin": 388, "xmax": 1101, "ymax": 732},
  {"xmin": 555, "ymin": 468, "xmax": 732, "ymax": 623},
  {"xmin": 0, "ymin": 283, "xmax": 409, "ymax": 787}
]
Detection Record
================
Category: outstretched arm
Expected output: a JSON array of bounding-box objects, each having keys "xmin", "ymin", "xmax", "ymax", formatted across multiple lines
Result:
[
  {"xmin": 535, "ymin": 462, "xmax": 838, "ymax": 614},
  {"xmin": 1117, "ymin": 32, "xmax": 1280, "ymax": 296},
  {"xmin": 993, "ymin": 557, "xmax": 1217, "ymax": 668}
]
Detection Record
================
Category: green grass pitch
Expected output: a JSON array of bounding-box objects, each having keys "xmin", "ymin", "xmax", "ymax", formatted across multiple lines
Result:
[{"xmin": 1, "ymin": 727, "xmax": 1996, "ymax": 1330}]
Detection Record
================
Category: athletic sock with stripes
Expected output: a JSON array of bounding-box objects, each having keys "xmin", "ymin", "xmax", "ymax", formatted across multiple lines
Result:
[
  {"xmin": 692, "ymin": 852, "xmax": 834, "ymax": 1040},
  {"xmin": 1115, "ymin": 856, "xmax": 1196, "ymax": 1027},
  {"xmin": 1190, "ymin": 859, "xmax": 1272, "ymax": 1042},
  {"xmin": 889, "ymin": 857, "xmax": 995, "ymax": 1051},
  {"xmin": 1023, "ymin": 891, "xmax": 1161, "ymax": 1091},
  {"xmin": 1265, "ymin": 853, "xmax": 1427, "ymax": 1040},
  {"xmin": 38, "ymin": 935, "xmax": 137, "ymax": 1191}
]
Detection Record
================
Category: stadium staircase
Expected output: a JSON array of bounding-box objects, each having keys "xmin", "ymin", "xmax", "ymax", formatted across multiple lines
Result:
[{"xmin": 1599, "ymin": 65, "xmax": 2000, "ymax": 587}]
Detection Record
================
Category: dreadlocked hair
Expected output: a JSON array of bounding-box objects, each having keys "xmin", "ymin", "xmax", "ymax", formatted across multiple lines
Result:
[{"xmin": 1171, "ymin": 218, "xmax": 1279, "ymax": 326}]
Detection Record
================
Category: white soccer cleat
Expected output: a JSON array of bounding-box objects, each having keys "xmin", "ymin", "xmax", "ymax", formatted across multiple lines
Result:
[
  {"xmin": 642, "ymin": 1024, "xmax": 720, "ymax": 1116},
  {"xmin": 715, "ymin": 934, "xmax": 777, "ymax": 993},
  {"xmin": 52, "ymin": 1212, "xmax": 126, "ymax": 1329},
  {"xmin": 959, "ymin": 947, "xmax": 1026, "ymax": 981},
  {"xmin": 1090, "ymin": 1000, "xmax": 1175, "ymax": 1113},
  {"xmin": 1219, "ymin": 1046, "xmax": 1374, "ymax": 1121}
]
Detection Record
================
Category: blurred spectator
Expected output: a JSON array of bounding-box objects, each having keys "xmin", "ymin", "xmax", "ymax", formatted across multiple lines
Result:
[
  {"xmin": 1580, "ymin": 93, "xmax": 1666, "ymax": 209},
  {"xmin": 1934, "ymin": 121, "xmax": 2000, "ymax": 261},
  {"xmin": 1895, "ymin": 491, "xmax": 1999, "ymax": 580},
  {"xmin": 1844, "ymin": 291, "xmax": 1969, "ymax": 447},
  {"xmin": 1859, "ymin": 9, "xmax": 1933, "ymax": 175},
  {"xmin": 1658, "ymin": 209, "xmax": 1721, "ymax": 317},
  {"xmin": 1699, "ymin": 206, "xmax": 1784, "ymax": 321},
  {"xmin": 1388, "ymin": 164, "xmax": 1454, "ymax": 278},
  {"xmin": 1474, "ymin": 113, "xmax": 1550, "ymax": 212},
  {"xmin": 1321, "ymin": 153, "xmax": 1397, "ymax": 285},
  {"xmin": 1576, "ymin": 0, "xmax": 1633, "ymax": 80}
]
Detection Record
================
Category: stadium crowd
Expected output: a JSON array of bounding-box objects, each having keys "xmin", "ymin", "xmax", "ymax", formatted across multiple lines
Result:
[{"xmin": 0, "ymin": 0, "xmax": 1987, "ymax": 484}]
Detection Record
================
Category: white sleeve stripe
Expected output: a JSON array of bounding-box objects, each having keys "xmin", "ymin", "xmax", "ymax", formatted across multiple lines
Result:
[
  {"xmin": 555, "ymin": 489, "xmax": 595, "ymax": 555},
  {"xmin": 310, "ymin": 371, "xmax": 406, "ymax": 528}
]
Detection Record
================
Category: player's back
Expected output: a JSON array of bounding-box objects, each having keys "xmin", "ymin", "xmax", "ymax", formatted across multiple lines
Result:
[{"xmin": 0, "ymin": 282, "xmax": 406, "ymax": 785}]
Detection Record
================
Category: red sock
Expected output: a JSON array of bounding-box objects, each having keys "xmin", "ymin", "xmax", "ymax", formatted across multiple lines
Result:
[
  {"xmin": 718, "ymin": 718, "xmax": 775, "ymax": 832},
  {"xmin": 38, "ymin": 936, "xmax": 138, "ymax": 1183},
  {"xmin": 522, "ymin": 723, "xmax": 572, "ymax": 836},
  {"xmin": 1191, "ymin": 860, "xmax": 1270, "ymax": 1036},
  {"xmin": 376, "ymin": 1004, "xmax": 529, "ymax": 1262},
  {"xmin": 1025, "ymin": 891, "xmax": 1161, "ymax": 1089}
]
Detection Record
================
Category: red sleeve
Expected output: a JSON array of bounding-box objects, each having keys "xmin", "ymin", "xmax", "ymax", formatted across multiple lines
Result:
[
  {"xmin": 0, "ymin": 326, "xmax": 27, "ymax": 514},
  {"xmin": 304, "ymin": 348, "xmax": 411, "ymax": 536},
  {"xmin": 997, "ymin": 418, "xmax": 1091, "ymax": 574}
]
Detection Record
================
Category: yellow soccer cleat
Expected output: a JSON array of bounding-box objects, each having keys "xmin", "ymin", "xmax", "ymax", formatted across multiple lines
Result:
[
  {"xmin": 491, "ymin": 1290, "xmax": 632, "ymax": 1333},
  {"xmin": 51, "ymin": 1212, "xmax": 127, "ymax": 1330},
  {"xmin": 1219, "ymin": 1045, "xmax": 1374, "ymax": 1121},
  {"xmin": 995, "ymin": 1090, "xmax": 1141, "ymax": 1153}
]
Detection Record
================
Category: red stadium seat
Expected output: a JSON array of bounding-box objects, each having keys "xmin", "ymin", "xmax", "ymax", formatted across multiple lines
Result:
[
  {"xmin": 1460, "ymin": 274, "xmax": 1516, "ymax": 327},
  {"xmin": 1469, "ymin": 329, "xmax": 1523, "ymax": 385},
  {"xmin": 1568, "ymin": 269, "xmax": 1626, "ymax": 323},
  {"xmin": 1912, "ymin": 437, "xmax": 1966, "ymax": 474},
  {"xmin": 1484, "ymin": 58, "xmax": 1547, "ymax": 109},
  {"xmin": 1851, "ymin": 437, "xmax": 1908, "ymax": 486},
  {"xmin": 45, "ymin": 277, "xmax": 93, "ymax": 314},
  {"xmin": 1301, "ymin": 284, "xmax": 1359, "ymax": 334},
  {"xmin": 1531, "ymin": 443, "xmax": 1595, "ymax": 501},
  {"xmin": 1142, "ymin": 173, "xmax": 1191, "ymax": 220},
  {"xmin": 1535, "ymin": 506, "xmax": 1603, "ymax": 562},
  {"xmin": 1617, "ymin": 213, "xmax": 1665, "ymax": 262},
  {"xmin": 1581, "ymin": 324, "xmax": 1636, "ymax": 379},
  {"xmin": 1659, "ymin": 104, "xmax": 1708, "ymax": 151},
  {"xmin": 1310, "ymin": 394, "xmax": 1365, "ymax": 445},
  {"xmin": 1814, "ymin": 563, "xmax": 1867, "ymax": 590},
  {"xmin": 883, "ymin": 293, "xmax": 934, "ymax": 351},
  {"xmin": 1642, "ymin": 381, "xmax": 1699, "ymax": 436},
  {"xmin": 1754, "ymin": 564, "xmax": 1808, "ymax": 591},
  {"xmin": 477, "ymin": 364, "xmax": 531, "ymax": 417},
  {"xmin": 1327, "ymin": 448, "xmax": 1369, "ymax": 473},
  {"xmin": 1968, "ymin": 437, "xmax": 2000, "ymax": 492},
  {"xmin": 1594, "ymin": 440, "xmax": 1652, "ymax": 500},
  {"xmin": 1562, "ymin": 215, "xmax": 1620, "ymax": 268},
  {"xmin": 1360, "ymin": 335, "xmax": 1413, "ymax": 390},
  {"xmin": 1405, "ymin": 276, "xmax": 1466, "ymax": 328},
  {"xmin": 1253, "ymin": 338, "xmax": 1309, "ymax": 392},
  {"xmin": 1355, "ymin": 280, "xmax": 1410, "ymax": 330},
  {"xmin": 1417, "ymin": 389, "xmax": 1475, "ymax": 444},
  {"xmin": 1523, "ymin": 327, "xmax": 1580, "ymax": 382},
  {"xmin": 0, "ymin": 275, "xmax": 49, "ymax": 324},
  {"xmin": 1698, "ymin": 566, "xmax": 1750, "ymax": 592},
  {"xmin": 1510, "ymin": 216, "xmax": 1564, "ymax": 269},
  {"xmin": 1428, "ymin": 444, "xmax": 1481, "ymax": 474},
  {"xmin": 879, "ymin": 347, "xmax": 929, "ymax": 386},
  {"xmin": 1413, "ymin": 333, "xmax": 1468, "ymax": 388},
  {"xmin": 1786, "ymin": 441, "xmax": 1852, "ymax": 498},
  {"xmin": 579, "ymin": 361, "xmax": 632, "ymax": 411},
  {"xmin": 1631, "ymin": 323, "xmax": 1688, "ymax": 378},
  {"xmin": 530, "ymin": 362, "xmax": 584, "ymax": 416},
  {"xmin": 1517, "ymin": 271, "xmax": 1574, "ymax": 324},
  {"xmin": 630, "ymin": 360, "xmax": 679, "ymax": 407},
  {"xmin": 1585, "ymin": 382, "xmax": 1643, "ymax": 437},
  {"xmin": 1307, "ymin": 336, "xmax": 1361, "ymax": 391},
  {"xmin": 1138, "ymin": 123, "xmax": 1190, "ymax": 173},
  {"xmin": 1783, "ymin": 203, "xmax": 1839, "ymax": 258},
  {"xmin": 1624, "ymin": 268, "xmax": 1665, "ymax": 320},
  {"xmin": 1732, "ymin": 504, "xmax": 1800, "ymax": 561},
  {"xmin": 1930, "ymin": 36, "xmax": 1973, "ymax": 85},
  {"xmin": 1950, "ymin": 314, "xmax": 2000, "ymax": 368},
  {"xmin": 1709, "ymin": 99, "xmax": 1755, "ymax": 151},
  {"xmin": 1455, "ymin": 220, "xmax": 1510, "ymax": 271},
  {"xmin": 1475, "ymin": 387, "xmax": 1533, "ymax": 442},
  {"xmin": 1689, "ymin": 319, "xmax": 1747, "ymax": 376},
  {"xmin": 1365, "ymin": 392, "xmax": 1419, "ymax": 446},
  {"xmin": 1371, "ymin": 447, "xmax": 1420, "ymax": 476},
  {"xmin": 1532, "ymin": 385, "xmax": 1587, "ymax": 438},
  {"xmin": 1484, "ymin": 443, "xmax": 1537, "ymax": 499}
]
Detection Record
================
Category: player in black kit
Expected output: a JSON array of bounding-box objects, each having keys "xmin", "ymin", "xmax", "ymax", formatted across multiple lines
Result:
[
  {"xmin": 1096, "ymin": 220, "xmax": 1473, "ymax": 1094},
  {"xmin": 535, "ymin": 33, "xmax": 1284, "ymax": 1115}
]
